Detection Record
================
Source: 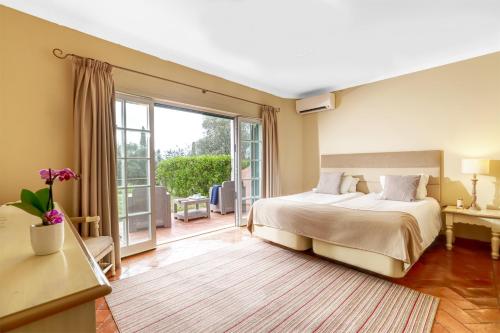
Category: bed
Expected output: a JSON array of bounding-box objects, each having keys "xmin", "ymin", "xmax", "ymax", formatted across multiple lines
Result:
[
  {"xmin": 253, "ymin": 191, "xmax": 365, "ymax": 251},
  {"xmin": 249, "ymin": 150, "xmax": 443, "ymax": 278}
]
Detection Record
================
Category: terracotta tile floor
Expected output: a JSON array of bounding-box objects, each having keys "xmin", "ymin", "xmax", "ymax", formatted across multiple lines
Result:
[{"xmin": 97, "ymin": 230, "xmax": 500, "ymax": 333}]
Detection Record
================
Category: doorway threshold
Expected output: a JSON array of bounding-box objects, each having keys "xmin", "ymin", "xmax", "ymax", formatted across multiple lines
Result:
[{"xmin": 156, "ymin": 224, "xmax": 236, "ymax": 246}]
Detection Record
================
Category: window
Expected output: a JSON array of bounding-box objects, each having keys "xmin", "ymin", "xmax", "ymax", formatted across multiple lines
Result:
[
  {"xmin": 238, "ymin": 119, "xmax": 262, "ymax": 223},
  {"xmin": 115, "ymin": 96, "xmax": 155, "ymax": 254}
]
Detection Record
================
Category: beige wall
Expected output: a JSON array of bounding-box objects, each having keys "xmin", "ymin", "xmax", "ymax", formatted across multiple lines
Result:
[
  {"xmin": 303, "ymin": 51, "xmax": 500, "ymax": 240},
  {"xmin": 3, "ymin": 5, "xmax": 500, "ymax": 241},
  {"xmin": 0, "ymin": 6, "xmax": 303, "ymax": 212}
]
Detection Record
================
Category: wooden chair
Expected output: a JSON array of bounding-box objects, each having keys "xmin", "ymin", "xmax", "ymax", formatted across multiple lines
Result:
[{"xmin": 70, "ymin": 216, "xmax": 116, "ymax": 276}]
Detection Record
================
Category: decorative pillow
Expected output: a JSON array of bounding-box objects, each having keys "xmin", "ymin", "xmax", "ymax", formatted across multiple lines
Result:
[
  {"xmin": 415, "ymin": 174, "xmax": 430, "ymax": 200},
  {"xmin": 316, "ymin": 172, "xmax": 344, "ymax": 195},
  {"xmin": 348, "ymin": 177, "xmax": 360, "ymax": 193},
  {"xmin": 381, "ymin": 175, "xmax": 420, "ymax": 202},
  {"xmin": 339, "ymin": 175, "xmax": 354, "ymax": 194},
  {"xmin": 380, "ymin": 174, "xmax": 429, "ymax": 200}
]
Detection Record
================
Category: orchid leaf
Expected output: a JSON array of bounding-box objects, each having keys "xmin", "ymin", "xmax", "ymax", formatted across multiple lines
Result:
[
  {"xmin": 21, "ymin": 189, "xmax": 44, "ymax": 213},
  {"xmin": 9, "ymin": 202, "xmax": 43, "ymax": 217},
  {"xmin": 35, "ymin": 188, "xmax": 50, "ymax": 211}
]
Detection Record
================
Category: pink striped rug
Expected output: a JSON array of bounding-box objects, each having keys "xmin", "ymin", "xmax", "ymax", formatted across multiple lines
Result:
[{"xmin": 106, "ymin": 241, "xmax": 438, "ymax": 332}]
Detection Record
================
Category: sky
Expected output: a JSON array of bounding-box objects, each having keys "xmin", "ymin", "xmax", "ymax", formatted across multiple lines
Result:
[{"xmin": 154, "ymin": 106, "xmax": 204, "ymax": 153}]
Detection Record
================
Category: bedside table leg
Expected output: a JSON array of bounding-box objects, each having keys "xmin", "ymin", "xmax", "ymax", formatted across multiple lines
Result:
[
  {"xmin": 445, "ymin": 213, "xmax": 453, "ymax": 250},
  {"xmin": 446, "ymin": 225, "xmax": 453, "ymax": 250},
  {"xmin": 492, "ymin": 231, "xmax": 499, "ymax": 260}
]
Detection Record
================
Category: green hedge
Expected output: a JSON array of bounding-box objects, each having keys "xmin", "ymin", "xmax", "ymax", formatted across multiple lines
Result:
[{"xmin": 156, "ymin": 155, "xmax": 231, "ymax": 197}]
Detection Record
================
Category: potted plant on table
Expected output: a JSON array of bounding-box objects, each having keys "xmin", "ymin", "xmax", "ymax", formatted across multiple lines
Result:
[{"xmin": 9, "ymin": 168, "xmax": 79, "ymax": 255}]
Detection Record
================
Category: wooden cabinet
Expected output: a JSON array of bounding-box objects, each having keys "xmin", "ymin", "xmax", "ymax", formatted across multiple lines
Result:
[{"xmin": 0, "ymin": 204, "xmax": 111, "ymax": 332}]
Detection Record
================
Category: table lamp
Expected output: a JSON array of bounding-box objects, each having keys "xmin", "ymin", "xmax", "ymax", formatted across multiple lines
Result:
[{"xmin": 461, "ymin": 158, "xmax": 489, "ymax": 210}]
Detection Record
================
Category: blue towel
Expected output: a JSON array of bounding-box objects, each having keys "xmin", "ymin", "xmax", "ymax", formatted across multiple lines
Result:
[{"xmin": 210, "ymin": 185, "xmax": 222, "ymax": 205}]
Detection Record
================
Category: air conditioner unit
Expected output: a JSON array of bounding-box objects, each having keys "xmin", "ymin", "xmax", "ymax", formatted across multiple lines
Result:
[{"xmin": 296, "ymin": 92, "xmax": 335, "ymax": 115}]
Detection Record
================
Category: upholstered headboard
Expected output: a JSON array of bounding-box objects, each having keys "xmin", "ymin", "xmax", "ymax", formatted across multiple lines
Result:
[{"xmin": 320, "ymin": 150, "xmax": 443, "ymax": 203}]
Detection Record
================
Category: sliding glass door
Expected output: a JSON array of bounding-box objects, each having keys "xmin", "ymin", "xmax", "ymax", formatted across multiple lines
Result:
[
  {"xmin": 235, "ymin": 118, "xmax": 263, "ymax": 226},
  {"xmin": 114, "ymin": 92, "xmax": 263, "ymax": 254},
  {"xmin": 115, "ymin": 94, "xmax": 156, "ymax": 257}
]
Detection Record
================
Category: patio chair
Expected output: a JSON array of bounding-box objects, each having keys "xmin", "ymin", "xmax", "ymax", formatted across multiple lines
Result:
[
  {"xmin": 155, "ymin": 186, "xmax": 172, "ymax": 228},
  {"xmin": 209, "ymin": 180, "xmax": 235, "ymax": 215},
  {"xmin": 70, "ymin": 216, "xmax": 115, "ymax": 276}
]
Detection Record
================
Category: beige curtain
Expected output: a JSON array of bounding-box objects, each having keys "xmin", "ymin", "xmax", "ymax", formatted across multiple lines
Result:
[
  {"xmin": 261, "ymin": 105, "xmax": 280, "ymax": 197},
  {"xmin": 72, "ymin": 57, "xmax": 120, "ymax": 267}
]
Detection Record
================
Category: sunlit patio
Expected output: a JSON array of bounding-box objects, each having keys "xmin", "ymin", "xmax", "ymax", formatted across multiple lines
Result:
[
  {"xmin": 127, "ymin": 210, "xmax": 235, "ymax": 245},
  {"xmin": 156, "ymin": 212, "xmax": 234, "ymax": 243}
]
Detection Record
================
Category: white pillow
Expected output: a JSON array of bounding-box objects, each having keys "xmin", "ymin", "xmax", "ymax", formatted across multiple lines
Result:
[
  {"xmin": 380, "ymin": 174, "xmax": 429, "ymax": 200},
  {"xmin": 348, "ymin": 177, "xmax": 359, "ymax": 193},
  {"xmin": 379, "ymin": 175, "xmax": 385, "ymax": 190},
  {"xmin": 314, "ymin": 176, "xmax": 358, "ymax": 194},
  {"xmin": 316, "ymin": 172, "xmax": 344, "ymax": 194},
  {"xmin": 416, "ymin": 174, "xmax": 429, "ymax": 200},
  {"xmin": 339, "ymin": 175, "xmax": 354, "ymax": 194}
]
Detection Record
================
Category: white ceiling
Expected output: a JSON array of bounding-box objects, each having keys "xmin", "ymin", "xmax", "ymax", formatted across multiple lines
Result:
[{"xmin": 3, "ymin": 0, "xmax": 500, "ymax": 98}]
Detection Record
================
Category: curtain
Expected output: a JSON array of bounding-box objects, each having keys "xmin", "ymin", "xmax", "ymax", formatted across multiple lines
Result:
[
  {"xmin": 72, "ymin": 57, "xmax": 120, "ymax": 267},
  {"xmin": 261, "ymin": 105, "xmax": 280, "ymax": 197}
]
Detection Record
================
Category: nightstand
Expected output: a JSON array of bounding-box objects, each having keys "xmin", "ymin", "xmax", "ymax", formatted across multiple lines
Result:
[{"xmin": 443, "ymin": 206, "xmax": 500, "ymax": 259}]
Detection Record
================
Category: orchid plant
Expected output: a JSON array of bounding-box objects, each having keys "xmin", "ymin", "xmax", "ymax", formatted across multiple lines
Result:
[{"xmin": 9, "ymin": 168, "xmax": 79, "ymax": 225}]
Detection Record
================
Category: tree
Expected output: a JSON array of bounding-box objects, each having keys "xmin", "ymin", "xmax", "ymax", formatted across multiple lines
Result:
[
  {"xmin": 164, "ymin": 147, "xmax": 188, "ymax": 158},
  {"xmin": 191, "ymin": 116, "xmax": 231, "ymax": 155}
]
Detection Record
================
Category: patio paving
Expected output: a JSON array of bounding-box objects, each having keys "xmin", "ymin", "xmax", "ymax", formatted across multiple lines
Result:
[
  {"xmin": 129, "ymin": 212, "xmax": 235, "ymax": 245},
  {"xmin": 157, "ymin": 212, "xmax": 235, "ymax": 243}
]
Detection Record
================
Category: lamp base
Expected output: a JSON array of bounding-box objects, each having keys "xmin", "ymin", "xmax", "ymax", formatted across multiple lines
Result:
[{"xmin": 469, "ymin": 175, "xmax": 479, "ymax": 211}]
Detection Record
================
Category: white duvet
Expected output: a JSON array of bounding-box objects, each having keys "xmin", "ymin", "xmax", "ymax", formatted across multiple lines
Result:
[
  {"xmin": 279, "ymin": 191, "xmax": 365, "ymax": 205},
  {"xmin": 332, "ymin": 192, "xmax": 442, "ymax": 250}
]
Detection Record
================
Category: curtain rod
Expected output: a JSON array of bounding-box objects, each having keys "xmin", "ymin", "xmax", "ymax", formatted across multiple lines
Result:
[{"xmin": 52, "ymin": 48, "xmax": 278, "ymax": 111}]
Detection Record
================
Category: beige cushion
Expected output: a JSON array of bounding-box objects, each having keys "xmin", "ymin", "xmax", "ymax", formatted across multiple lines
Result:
[
  {"xmin": 339, "ymin": 175, "xmax": 354, "ymax": 194},
  {"xmin": 83, "ymin": 236, "xmax": 113, "ymax": 258},
  {"xmin": 316, "ymin": 171, "xmax": 344, "ymax": 194},
  {"xmin": 348, "ymin": 177, "xmax": 360, "ymax": 193},
  {"xmin": 415, "ymin": 174, "xmax": 430, "ymax": 200},
  {"xmin": 381, "ymin": 175, "xmax": 420, "ymax": 202}
]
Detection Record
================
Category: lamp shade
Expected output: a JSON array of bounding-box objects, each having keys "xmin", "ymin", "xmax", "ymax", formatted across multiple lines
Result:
[{"xmin": 461, "ymin": 159, "xmax": 490, "ymax": 175}]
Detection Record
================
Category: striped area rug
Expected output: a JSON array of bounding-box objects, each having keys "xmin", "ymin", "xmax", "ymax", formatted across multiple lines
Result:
[{"xmin": 106, "ymin": 240, "xmax": 439, "ymax": 333}]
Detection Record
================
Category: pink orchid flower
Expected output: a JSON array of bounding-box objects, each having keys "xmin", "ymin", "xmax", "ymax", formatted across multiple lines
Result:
[
  {"xmin": 39, "ymin": 169, "xmax": 54, "ymax": 181},
  {"xmin": 39, "ymin": 168, "xmax": 79, "ymax": 183},
  {"xmin": 56, "ymin": 168, "xmax": 79, "ymax": 181},
  {"xmin": 43, "ymin": 209, "xmax": 64, "ymax": 225}
]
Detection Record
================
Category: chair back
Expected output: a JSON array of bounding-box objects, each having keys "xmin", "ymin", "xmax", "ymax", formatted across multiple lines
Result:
[
  {"xmin": 70, "ymin": 216, "xmax": 100, "ymax": 237},
  {"xmin": 222, "ymin": 181, "xmax": 235, "ymax": 190},
  {"xmin": 155, "ymin": 186, "xmax": 172, "ymax": 228}
]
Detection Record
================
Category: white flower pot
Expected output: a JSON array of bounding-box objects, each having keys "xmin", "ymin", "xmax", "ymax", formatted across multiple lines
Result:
[{"xmin": 30, "ymin": 222, "xmax": 64, "ymax": 255}]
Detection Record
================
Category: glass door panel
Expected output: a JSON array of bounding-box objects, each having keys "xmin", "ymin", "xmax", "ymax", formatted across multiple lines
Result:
[
  {"xmin": 236, "ymin": 118, "xmax": 262, "ymax": 226},
  {"xmin": 115, "ymin": 94, "xmax": 156, "ymax": 257}
]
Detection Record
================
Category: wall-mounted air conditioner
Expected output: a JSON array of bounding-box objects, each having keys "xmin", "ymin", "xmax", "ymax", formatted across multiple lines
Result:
[{"xmin": 296, "ymin": 92, "xmax": 335, "ymax": 115}]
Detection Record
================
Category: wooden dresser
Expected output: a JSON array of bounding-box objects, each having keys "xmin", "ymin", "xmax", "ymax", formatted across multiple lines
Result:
[{"xmin": 0, "ymin": 204, "xmax": 111, "ymax": 332}]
